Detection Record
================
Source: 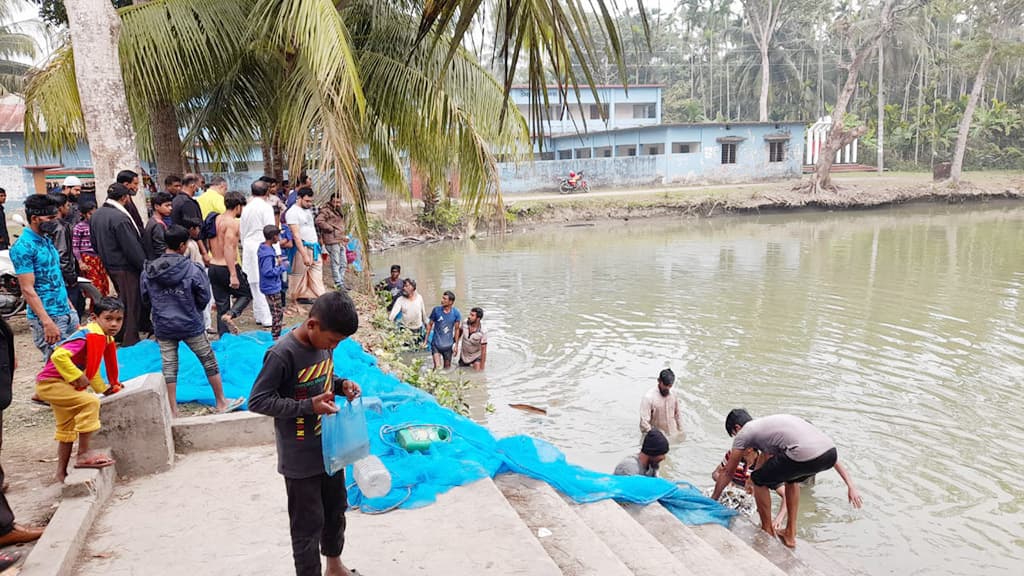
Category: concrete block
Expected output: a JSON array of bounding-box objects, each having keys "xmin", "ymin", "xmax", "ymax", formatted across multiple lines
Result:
[
  {"xmin": 572, "ymin": 499, "xmax": 697, "ymax": 576},
  {"xmin": 495, "ymin": 473, "xmax": 633, "ymax": 576},
  {"xmin": 20, "ymin": 460, "xmax": 115, "ymax": 576},
  {"xmin": 621, "ymin": 502, "xmax": 738, "ymax": 576},
  {"xmin": 172, "ymin": 411, "xmax": 274, "ymax": 453},
  {"xmin": 92, "ymin": 373, "xmax": 174, "ymax": 477}
]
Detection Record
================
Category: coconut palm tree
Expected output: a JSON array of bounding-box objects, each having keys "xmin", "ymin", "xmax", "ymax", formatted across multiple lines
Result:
[
  {"xmin": 25, "ymin": 0, "xmax": 640, "ymax": 240},
  {"xmin": 0, "ymin": 0, "xmax": 42, "ymax": 95}
]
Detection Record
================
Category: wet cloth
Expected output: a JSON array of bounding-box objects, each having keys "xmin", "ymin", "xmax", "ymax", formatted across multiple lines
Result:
[
  {"xmin": 458, "ymin": 325, "xmax": 487, "ymax": 365},
  {"xmin": 639, "ymin": 386, "xmax": 684, "ymax": 438},
  {"xmin": 614, "ymin": 454, "xmax": 658, "ymax": 477}
]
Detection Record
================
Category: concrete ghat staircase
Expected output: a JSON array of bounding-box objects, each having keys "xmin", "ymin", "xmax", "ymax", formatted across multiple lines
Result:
[{"xmin": 494, "ymin": 473, "xmax": 848, "ymax": 576}]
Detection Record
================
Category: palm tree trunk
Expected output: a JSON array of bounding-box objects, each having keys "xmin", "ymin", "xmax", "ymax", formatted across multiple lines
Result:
[
  {"xmin": 812, "ymin": 0, "xmax": 898, "ymax": 192},
  {"xmin": 151, "ymin": 99, "xmax": 184, "ymax": 176},
  {"xmin": 758, "ymin": 44, "xmax": 770, "ymax": 121},
  {"xmin": 949, "ymin": 45, "xmax": 995, "ymax": 185},
  {"xmin": 65, "ymin": 0, "xmax": 143, "ymax": 213},
  {"xmin": 261, "ymin": 138, "xmax": 273, "ymax": 176},
  {"xmin": 271, "ymin": 138, "xmax": 285, "ymax": 183}
]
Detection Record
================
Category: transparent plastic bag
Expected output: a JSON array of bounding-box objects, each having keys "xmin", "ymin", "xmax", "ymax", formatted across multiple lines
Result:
[{"xmin": 321, "ymin": 396, "xmax": 370, "ymax": 476}]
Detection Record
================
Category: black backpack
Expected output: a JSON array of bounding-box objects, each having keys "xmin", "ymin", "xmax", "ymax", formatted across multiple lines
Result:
[{"xmin": 201, "ymin": 211, "xmax": 219, "ymax": 240}]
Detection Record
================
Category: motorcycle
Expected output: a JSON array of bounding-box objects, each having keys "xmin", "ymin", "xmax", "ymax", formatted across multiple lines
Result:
[
  {"xmin": 0, "ymin": 249, "xmax": 24, "ymax": 318},
  {"xmin": 558, "ymin": 171, "xmax": 591, "ymax": 194},
  {"xmin": 0, "ymin": 214, "xmax": 103, "ymax": 319}
]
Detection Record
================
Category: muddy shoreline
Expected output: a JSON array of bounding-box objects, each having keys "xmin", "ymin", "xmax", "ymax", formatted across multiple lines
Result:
[{"xmin": 370, "ymin": 176, "xmax": 1024, "ymax": 251}]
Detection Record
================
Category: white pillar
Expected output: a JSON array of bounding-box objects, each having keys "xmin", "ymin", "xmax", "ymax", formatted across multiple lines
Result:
[{"xmin": 852, "ymin": 139, "xmax": 858, "ymax": 164}]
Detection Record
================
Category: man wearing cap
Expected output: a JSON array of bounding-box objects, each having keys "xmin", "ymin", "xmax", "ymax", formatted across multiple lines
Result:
[
  {"xmin": 10, "ymin": 195, "xmax": 79, "ymax": 359},
  {"xmin": 639, "ymin": 368, "xmax": 684, "ymax": 441},
  {"xmin": 91, "ymin": 183, "xmax": 146, "ymax": 346},
  {"xmin": 60, "ymin": 176, "xmax": 83, "ymax": 228},
  {"xmin": 614, "ymin": 429, "xmax": 670, "ymax": 477}
]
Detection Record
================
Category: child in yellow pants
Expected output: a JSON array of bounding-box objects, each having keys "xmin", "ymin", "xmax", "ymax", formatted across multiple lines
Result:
[{"xmin": 35, "ymin": 298, "xmax": 124, "ymax": 483}]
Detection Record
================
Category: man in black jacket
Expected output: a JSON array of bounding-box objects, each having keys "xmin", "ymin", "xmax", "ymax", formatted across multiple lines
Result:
[
  {"xmin": 116, "ymin": 170, "xmax": 147, "ymax": 233},
  {"xmin": 91, "ymin": 183, "xmax": 146, "ymax": 346},
  {"xmin": 171, "ymin": 174, "xmax": 202, "ymax": 228},
  {"xmin": 143, "ymin": 192, "xmax": 173, "ymax": 261}
]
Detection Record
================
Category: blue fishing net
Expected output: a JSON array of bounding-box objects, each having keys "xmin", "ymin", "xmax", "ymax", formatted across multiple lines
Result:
[{"xmin": 115, "ymin": 333, "xmax": 735, "ymax": 527}]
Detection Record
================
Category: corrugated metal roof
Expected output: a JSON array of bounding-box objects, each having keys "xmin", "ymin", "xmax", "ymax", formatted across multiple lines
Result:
[{"xmin": 0, "ymin": 94, "xmax": 25, "ymax": 133}]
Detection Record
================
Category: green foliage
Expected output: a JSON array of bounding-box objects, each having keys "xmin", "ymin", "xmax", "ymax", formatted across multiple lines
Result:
[
  {"xmin": 417, "ymin": 198, "xmax": 464, "ymax": 233},
  {"xmin": 369, "ymin": 305, "xmax": 471, "ymax": 416},
  {"xmin": 31, "ymin": 0, "xmax": 131, "ymax": 27}
]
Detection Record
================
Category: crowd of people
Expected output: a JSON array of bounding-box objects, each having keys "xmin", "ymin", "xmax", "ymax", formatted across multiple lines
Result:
[{"xmin": 614, "ymin": 369, "xmax": 864, "ymax": 549}]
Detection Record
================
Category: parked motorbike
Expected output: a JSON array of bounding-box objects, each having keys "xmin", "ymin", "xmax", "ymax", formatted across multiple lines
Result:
[
  {"xmin": 0, "ymin": 249, "xmax": 24, "ymax": 318},
  {"xmin": 558, "ymin": 171, "xmax": 591, "ymax": 194},
  {"xmin": 0, "ymin": 213, "xmax": 103, "ymax": 319}
]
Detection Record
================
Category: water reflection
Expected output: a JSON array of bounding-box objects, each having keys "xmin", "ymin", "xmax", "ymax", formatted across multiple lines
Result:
[{"xmin": 374, "ymin": 202, "xmax": 1024, "ymax": 575}]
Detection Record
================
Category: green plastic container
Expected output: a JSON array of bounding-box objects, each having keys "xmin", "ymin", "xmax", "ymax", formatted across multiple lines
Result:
[{"xmin": 396, "ymin": 425, "xmax": 451, "ymax": 452}]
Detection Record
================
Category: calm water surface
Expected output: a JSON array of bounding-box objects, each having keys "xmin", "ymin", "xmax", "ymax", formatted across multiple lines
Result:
[{"xmin": 374, "ymin": 203, "xmax": 1024, "ymax": 575}]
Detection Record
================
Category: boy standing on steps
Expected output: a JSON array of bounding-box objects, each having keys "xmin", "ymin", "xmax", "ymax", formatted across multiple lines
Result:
[
  {"xmin": 248, "ymin": 292, "xmax": 362, "ymax": 576},
  {"xmin": 35, "ymin": 297, "xmax": 124, "ymax": 483},
  {"xmin": 141, "ymin": 225, "xmax": 244, "ymax": 418},
  {"xmin": 258, "ymin": 225, "xmax": 290, "ymax": 340}
]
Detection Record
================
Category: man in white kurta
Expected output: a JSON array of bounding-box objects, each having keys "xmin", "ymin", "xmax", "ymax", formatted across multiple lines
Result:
[
  {"xmin": 639, "ymin": 368, "xmax": 684, "ymax": 441},
  {"xmin": 240, "ymin": 180, "xmax": 276, "ymax": 327}
]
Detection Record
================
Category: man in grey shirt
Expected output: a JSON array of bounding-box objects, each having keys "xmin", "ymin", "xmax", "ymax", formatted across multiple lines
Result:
[
  {"xmin": 614, "ymin": 429, "xmax": 670, "ymax": 477},
  {"xmin": 711, "ymin": 409, "xmax": 863, "ymax": 549}
]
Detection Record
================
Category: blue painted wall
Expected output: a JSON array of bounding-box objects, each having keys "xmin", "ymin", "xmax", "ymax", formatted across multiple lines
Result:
[
  {"xmin": 0, "ymin": 132, "xmax": 92, "ymax": 207},
  {"xmin": 499, "ymin": 122, "xmax": 806, "ymax": 193}
]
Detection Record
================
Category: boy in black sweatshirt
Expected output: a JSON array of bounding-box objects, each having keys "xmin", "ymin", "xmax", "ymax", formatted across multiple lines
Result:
[{"xmin": 248, "ymin": 292, "xmax": 361, "ymax": 576}]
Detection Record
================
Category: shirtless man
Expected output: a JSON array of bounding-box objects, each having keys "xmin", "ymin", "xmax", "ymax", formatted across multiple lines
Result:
[{"xmin": 207, "ymin": 191, "xmax": 252, "ymax": 335}]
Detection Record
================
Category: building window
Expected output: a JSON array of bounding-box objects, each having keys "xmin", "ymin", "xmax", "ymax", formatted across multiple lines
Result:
[
  {"xmin": 644, "ymin": 144, "xmax": 664, "ymax": 156},
  {"xmin": 575, "ymin": 148, "xmax": 592, "ymax": 159},
  {"xmin": 589, "ymin": 104, "xmax": 609, "ymax": 120},
  {"xmin": 232, "ymin": 161, "xmax": 251, "ymax": 172},
  {"xmin": 721, "ymin": 143, "xmax": 737, "ymax": 164},
  {"xmin": 769, "ymin": 141, "xmax": 785, "ymax": 163},
  {"xmin": 558, "ymin": 149, "xmax": 573, "ymax": 160},
  {"xmin": 633, "ymin": 104, "xmax": 656, "ymax": 119},
  {"xmin": 672, "ymin": 142, "xmax": 698, "ymax": 154}
]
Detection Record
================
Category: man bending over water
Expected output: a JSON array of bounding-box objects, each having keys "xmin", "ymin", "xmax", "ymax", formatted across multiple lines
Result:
[{"xmin": 711, "ymin": 409, "xmax": 863, "ymax": 548}]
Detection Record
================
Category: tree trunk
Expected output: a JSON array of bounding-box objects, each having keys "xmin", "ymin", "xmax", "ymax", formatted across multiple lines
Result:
[
  {"xmin": 811, "ymin": 0, "xmax": 898, "ymax": 192},
  {"xmin": 65, "ymin": 0, "xmax": 143, "ymax": 215},
  {"xmin": 261, "ymin": 138, "xmax": 273, "ymax": 176},
  {"xmin": 271, "ymin": 137, "xmax": 285, "ymax": 183},
  {"xmin": 949, "ymin": 45, "xmax": 995, "ymax": 185},
  {"xmin": 758, "ymin": 44, "xmax": 770, "ymax": 121},
  {"xmin": 877, "ymin": 41, "xmax": 884, "ymax": 174},
  {"xmin": 151, "ymin": 99, "xmax": 184, "ymax": 177}
]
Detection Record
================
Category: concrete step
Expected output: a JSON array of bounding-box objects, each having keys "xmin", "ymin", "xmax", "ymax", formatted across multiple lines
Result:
[
  {"xmin": 620, "ymin": 502, "xmax": 737, "ymax": 576},
  {"xmin": 727, "ymin": 518, "xmax": 853, "ymax": 576},
  {"xmin": 571, "ymin": 499, "xmax": 698, "ymax": 576},
  {"xmin": 495, "ymin": 474, "xmax": 633, "ymax": 576},
  {"xmin": 688, "ymin": 522, "xmax": 790, "ymax": 576}
]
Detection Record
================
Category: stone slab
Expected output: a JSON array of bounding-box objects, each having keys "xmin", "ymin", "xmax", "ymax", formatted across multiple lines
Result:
[
  {"xmin": 622, "ymin": 502, "xmax": 738, "ymax": 576},
  {"xmin": 688, "ymin": 522, "xmax": 789, "ymax": 576},
  {"xmin": 727, "ymin": 518, "xmax": 855, "ymax": 576},
  {"xmin": 495, "ymin": 473, "xmax": 633, "ymax": 576},
  {"xmin": 92, "ymin": 373, "xmax": 174, "ymax": 478},
  {"xmin": 172, "ymin": 411, "xmax": 274, "ymax": 453},
  {"xmin": 572, "ymin": 499, "xmax": 697, "ymax": 576},
  {"xmin": 75, "ymin": 445, "xmax": 563, "ymax": 576},
  {"xmin": 20, "ymin": 455, "xmax": 115, "ymax": 576}
]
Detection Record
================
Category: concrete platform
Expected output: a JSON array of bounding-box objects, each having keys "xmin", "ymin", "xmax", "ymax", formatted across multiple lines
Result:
[{"xmin": 74, "ymin": 445, "xmax": 562, "ymax": 576}]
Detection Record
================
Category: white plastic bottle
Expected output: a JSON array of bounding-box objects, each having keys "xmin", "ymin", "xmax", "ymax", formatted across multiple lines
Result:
[{"xmin": 352, "ymin": 455, "xmax": 391, "ymax": 499}]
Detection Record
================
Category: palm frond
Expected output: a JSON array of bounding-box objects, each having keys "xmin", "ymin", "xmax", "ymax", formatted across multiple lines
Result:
[{"xmin": 23, "ymin": 42, "xmax": 85, "ymax": 159}]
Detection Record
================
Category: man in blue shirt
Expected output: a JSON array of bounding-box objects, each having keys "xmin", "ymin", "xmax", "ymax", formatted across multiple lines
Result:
[
  {"xmin": 424, "ymin": 290, "xmax": 462, "ymax": 369},
  {"xmin": 11, "ymin": 195, "xmax": 79, "ymax": 359}
]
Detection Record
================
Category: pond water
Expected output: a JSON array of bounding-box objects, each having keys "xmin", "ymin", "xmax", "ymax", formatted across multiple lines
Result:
[{"xmin": 373, "ymin": 202, "xmax": 1024, "ymax": 575}]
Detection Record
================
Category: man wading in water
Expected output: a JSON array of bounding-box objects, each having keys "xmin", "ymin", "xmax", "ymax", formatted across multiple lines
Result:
[{"xmin": 711, "ymin": 409, "xmax": 863, "ymax": 548}]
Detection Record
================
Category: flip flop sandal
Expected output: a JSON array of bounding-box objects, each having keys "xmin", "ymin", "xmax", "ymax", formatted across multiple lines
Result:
[
  {"xmin": 0, "ymin": 551, "xmax": 21, "ymax": 570},
  {"xmin": 221, "ymin": 397, "xmax": 245, "ymax": 413},
  {"xmin": 74, "ymin": 456, "xmax": 116, "ymax": 470},
  {"xmin": 30, "ymin": 397, "xmax": 50, "ymax": 407}
]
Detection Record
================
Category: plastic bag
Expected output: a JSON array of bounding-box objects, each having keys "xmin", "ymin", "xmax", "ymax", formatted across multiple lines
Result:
[{"xmin": 321, "ymin": 397, "xmax": 370, "ymax": 476}]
